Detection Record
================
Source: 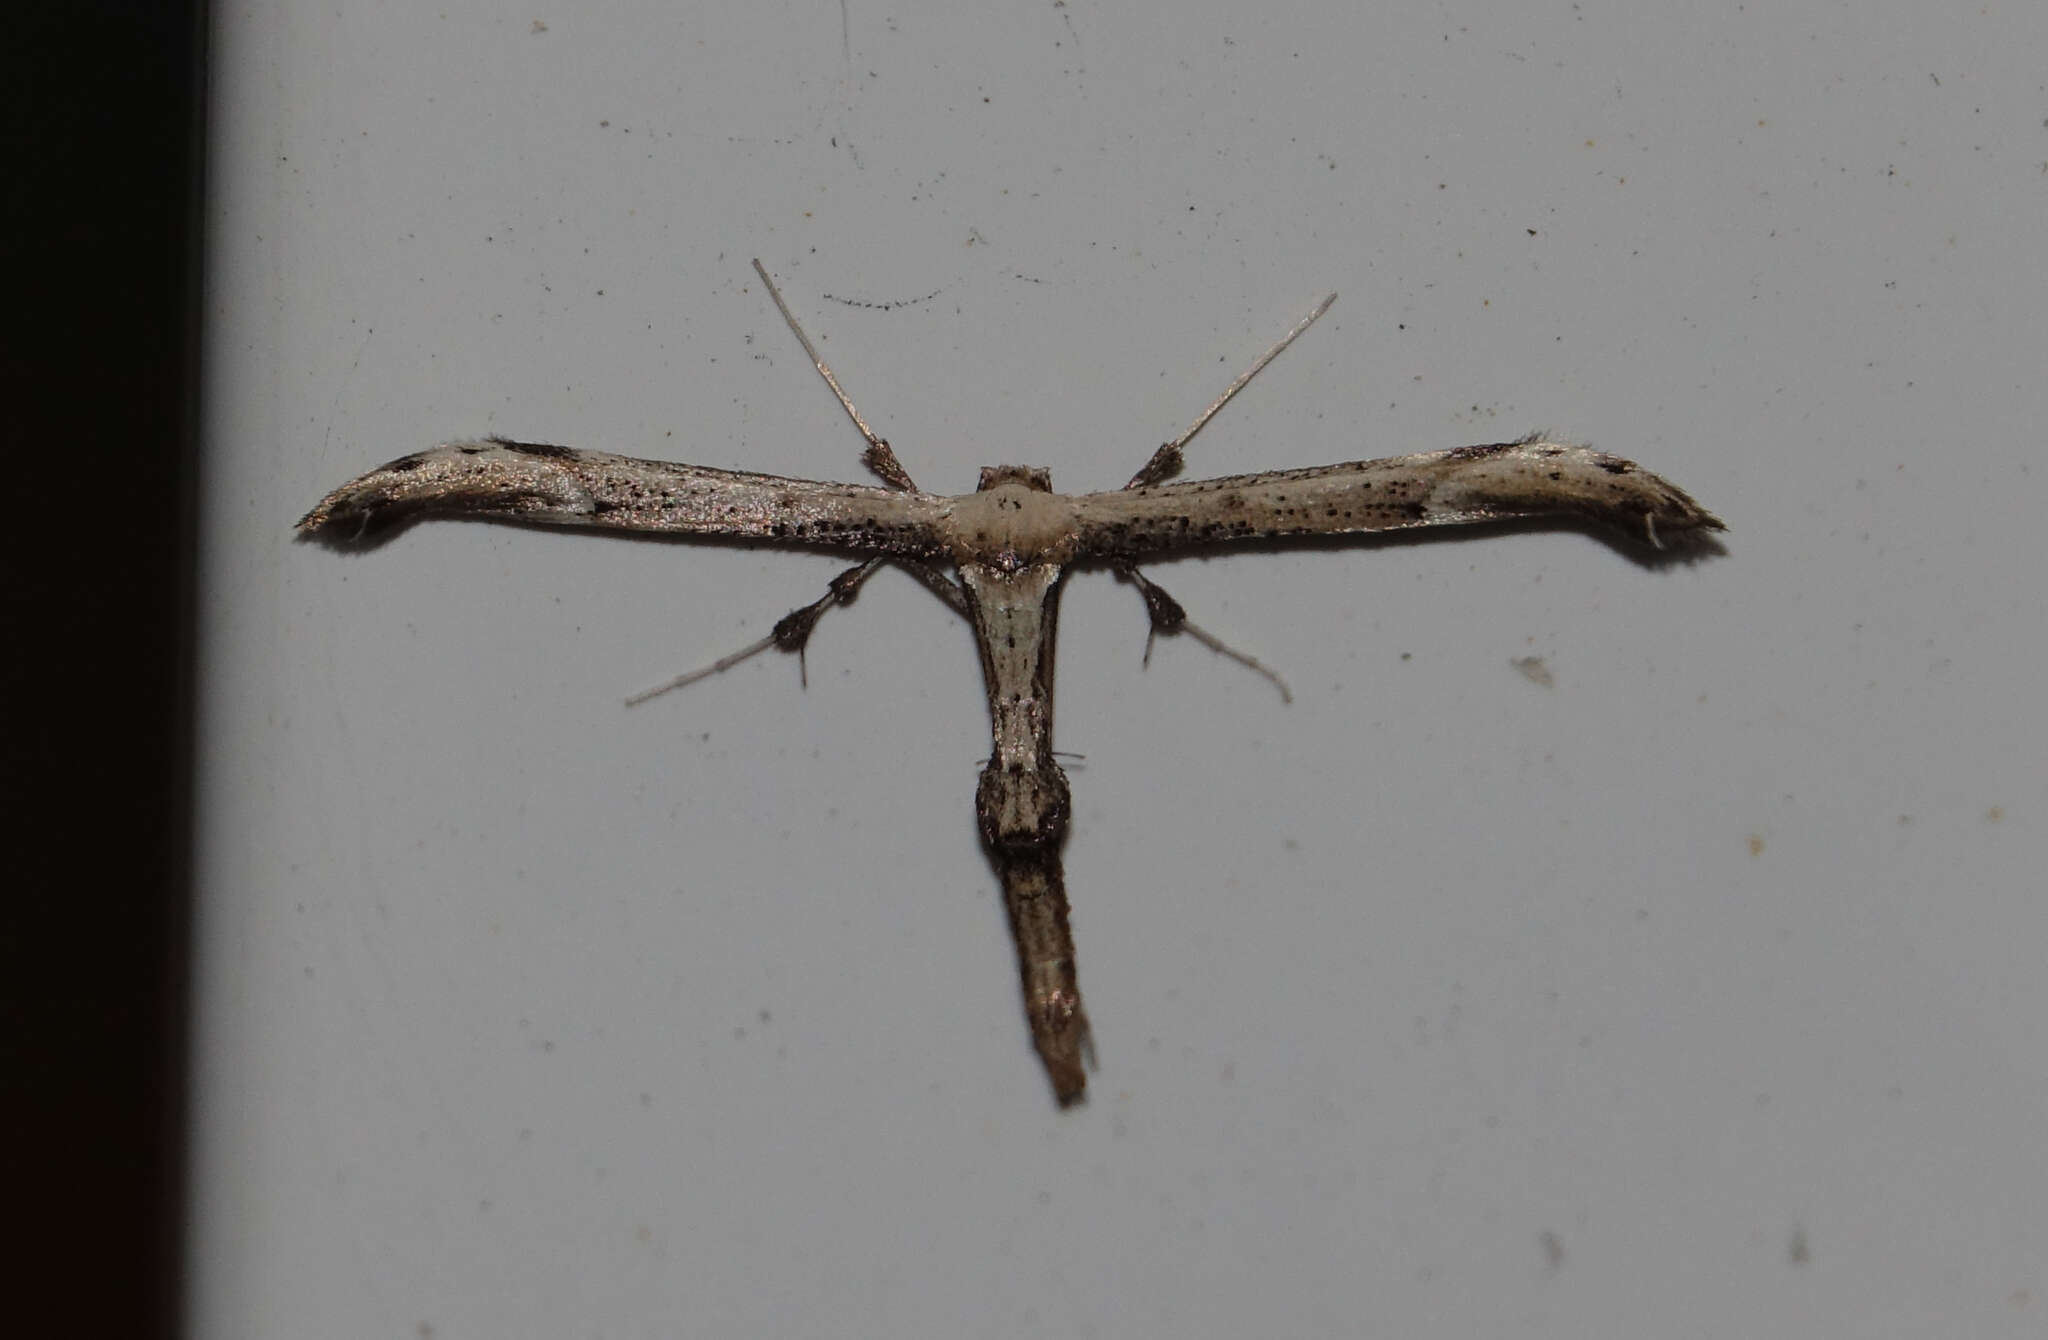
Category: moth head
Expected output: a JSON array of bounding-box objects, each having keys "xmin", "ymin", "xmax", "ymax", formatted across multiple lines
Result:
[{"xmin": 976, "ymin": 464, "xmax": 1054, "ymax": 493}]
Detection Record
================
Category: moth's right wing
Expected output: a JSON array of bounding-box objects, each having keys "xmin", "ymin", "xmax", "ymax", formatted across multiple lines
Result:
[
  {"xmin": 1071, "ymin": 436, "xmax": 1723, "ymax": 557},
  {"xmin": 297, "ymin": 437, "xmax": 950, "ymax": 559}
]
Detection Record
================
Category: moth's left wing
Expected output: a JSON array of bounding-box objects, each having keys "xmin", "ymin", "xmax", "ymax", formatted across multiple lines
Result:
[
  {"xmin": 297, "ymin": 437, "xmax": 950, "ymax": 559},
  {"xmin": 1070, "ymin": 436, "xmax": 1722, "ymax": 557}
]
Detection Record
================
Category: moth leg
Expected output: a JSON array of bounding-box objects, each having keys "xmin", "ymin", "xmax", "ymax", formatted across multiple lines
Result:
[
  {"xmin": 1124, "ymin": 290, "xmax": 1337, "ymax": 489},
  {"xmin": 625, "ymin": 558, "xmax": 884, "ymax": 704},
  {"xmin": 777, "ymin": 558, "xmax": 970, "ymax": 669},
  {"xmin": 623, "ymin": 584, "xmax": 855, "ymax": 706},
  {"xmin": 626, "ymin": 556, "xmax": 970, "ymax": 705},
  {"xmin": 1124, "ymin": 441, "xmax": 1183, "ymax": 491},
  {"xmin": 1113, "ymin": 563, "xmax": 1292, "ymax": 704},
  {"xmin": 753, "ymin": 259, "xmax": 929, "ymax": 495},
  {"xmin": 895, "ymin": 559, "xmax": 970, "ymax": 621},
  {"xmin": 861, "ymin": 440, "xmax": 918, "ymax": 492}
]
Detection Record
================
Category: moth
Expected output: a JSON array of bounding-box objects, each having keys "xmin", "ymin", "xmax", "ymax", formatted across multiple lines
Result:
[{"xmin": 300, "ymin": 261, "xmax": 1723, "ymax": 1106}]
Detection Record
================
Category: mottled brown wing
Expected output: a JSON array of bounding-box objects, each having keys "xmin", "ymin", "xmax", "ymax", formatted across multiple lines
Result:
[
  {"xmin": 297, "ymin": 437, "xmax": 951, "ymax": 559},
  {"xmin": 1069, "ymin": 437, "xmax": 1723, "ymax": 558}
]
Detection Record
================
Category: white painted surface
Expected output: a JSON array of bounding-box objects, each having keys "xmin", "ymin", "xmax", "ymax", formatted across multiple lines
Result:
[{"xmin": 195, "ymin": 3, "xmax": 2048, "ymax": 1335}]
